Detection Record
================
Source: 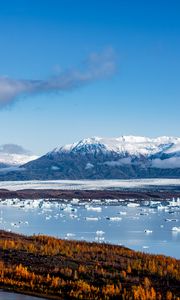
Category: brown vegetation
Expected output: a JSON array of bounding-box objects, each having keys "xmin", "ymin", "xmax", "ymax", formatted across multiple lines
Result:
[
  {"xmin": 0, "ymin": 188, "xmax": 180, "ymax": 201},
  {"xmin": 0, "ymin": 230, "xmax": 179, "ymax": 299}
]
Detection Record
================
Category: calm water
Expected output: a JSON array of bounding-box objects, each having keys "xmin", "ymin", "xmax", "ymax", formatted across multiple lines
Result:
[
  {"xmin": 0, "ymin": 200, "xmax": 179, "ymax": 258},
  {"xmin": 0, "ymin": 291, "xmax": 45, "ymax": 300}
]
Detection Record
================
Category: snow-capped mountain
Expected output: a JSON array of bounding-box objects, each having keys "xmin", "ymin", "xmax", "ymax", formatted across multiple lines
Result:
[
  {"xmin": 52, "ymin": 136, "xmax": 180, "ymax": 157},
  {"xmin": 0, "ymin": 136, "xmax": 180, "ymax": 180},
  {"xmin": 0, "ymin": 144, "xmax": 38, "ymax": 167}
]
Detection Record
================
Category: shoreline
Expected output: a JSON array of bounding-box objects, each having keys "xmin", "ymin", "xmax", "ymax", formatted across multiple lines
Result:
[
  {"xmin": 0, "ymin": 188, "xmax": 180, "ymax": 201},
  {"xmin": 0, "ymin": 288, "xmax": 58, "ymax": 300}
]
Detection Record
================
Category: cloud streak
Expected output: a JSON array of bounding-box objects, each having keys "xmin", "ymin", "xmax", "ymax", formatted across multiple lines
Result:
[
  {"xmin": 0, "ymin": 48, "xmax": 116, "ymax": 107},
  {"xmin": 151, "ymin": 157, "xmax": 180, "ymax": 169}
]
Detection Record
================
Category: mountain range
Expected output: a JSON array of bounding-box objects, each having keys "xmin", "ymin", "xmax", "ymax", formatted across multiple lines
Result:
[
  {"xmin": 0, "ymin": 144, "xmax": 38, "ymax": 173},
  {"xmin": 0, "ymin": 136, "xmax": 180, "ymax": 180}
]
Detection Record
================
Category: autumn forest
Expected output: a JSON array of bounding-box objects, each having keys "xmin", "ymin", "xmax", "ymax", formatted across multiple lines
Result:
[{"xmin": 0, "ymin": 230, "xmax": 179, "ymax": 300}]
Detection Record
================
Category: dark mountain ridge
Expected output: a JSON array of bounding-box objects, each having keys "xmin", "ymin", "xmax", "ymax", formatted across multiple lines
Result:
[{"xmin": 0, "ymin": 136, "xmax": 180, "ymax": 180}]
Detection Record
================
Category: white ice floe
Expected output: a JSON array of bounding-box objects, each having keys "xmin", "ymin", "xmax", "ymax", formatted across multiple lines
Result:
[
  {"xmin": 10, "ymin": 222, "xmax": 20, "ymax": 228},
  {"xmin": 71, "ymin": 198, "xmax": 80, "ymax": 204},
  {"xmin": 85, "ymin": 205, "xmax": 102, "ymax": 212},
  {"xmin": 66, "ymin": 233, "xmax": 76, "ymax": 237},
  {"xmin": 157, "ymin": 205, "xmax": 169, "ymax": 211},
  {"xmin": 171, "ymin": 226, "xmax": 180, "ymax": 232},
  {"xmin": 96, "ymin": 230, "xmax": 105, "ymax": 236},
  {"xmin": 127, "ymin": 203, "xmax": 140, "ymax": 207},
  {"xmin": 168, "ymin": 198, "xmax": 180, "ymax": 207},
  {"xmin": 107, "ymin": 217, "xmax": 122, "ymax": 221},
  {"xmin": 69, "ymin": 214, "xmax": 78, "ymax": 219},
  {"xmin": 105, "ymin": 199, "xmax": 119, "ymax": 203},
  {"xmin": 92, "ymin": 199, "xmax": 101, "ymax": 204},
  {"xmin": 119, "ymin": 211, "xmax": 127, "ymax": 215},
  {"xmin": 85, "ymin": 217, "xmax": 99, "ymax": 221},
  {"xmin": 95, "ymin": 236, "xmax": 105, "ymax": 242},
  {"xmin": 144, "ymin": 229, "xmax": 153, "ymax": 233},
  {"xmin": 63, "ymin": 205, "xmax": 77, "ymax": 213}
]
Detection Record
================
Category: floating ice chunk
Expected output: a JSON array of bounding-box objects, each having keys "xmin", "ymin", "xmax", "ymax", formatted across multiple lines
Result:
[
  {"xmin": 127, "ymin": 203, "xmax": 140, "ymax": 207},
  {"xmin": 59, "ymin": 213, "xmax": 64, "ymax": 218},
  {"xmin": 144, "ymin": 229, "xmax": 153, "ymax": 233},
  {"xmin": 119, "ymin": 211, "xmax": 127, "ymax": 215},
  {"xmin": 71, "ymin": 198, "xmax": 80, "ymax": 204},
  {"xmin": 96, "ymin": 230, "xmax": 105, "ymax": 236},
  {"xmin": 69, "ymin": 214, "xmax": 78, "ymax": 219},
  {"xmin": 85, "ymin": 217, "xmax": 99, "ymax": 221},
  {"xmin": 168, "ymin": 198, "xmax": 180, "ymax": 207},
  {"xmin": 131, "ymin": 216, "xmax": 140, "ymax": 220},
  {"xmin": 10, "ymin": 222, "xmax": 19, "ymax": 228},
  {"xmin": 105, "ymin": 199, "xmax": 119, "ymax": 203},
  {"xmin": 66, "ymin": 233, "xmax": 76, "ymax": 237},
  {"xmin": 171, "ymin": 226, "xmax": 180, "ymax": 232},
  {"xmin": 42, "ymin": 202, "xmax": 52, "ymax": 209},
  {"xmin": 54, "ymin": 214, "xmax": 59, "ymax": 219},
  {"xmin": 157, "ymin": 205, "xmax": 168, "ymax": 211},
  {"xmin": 143, "ymin": 201, "xmax": 150, "ymax": 206},
  {"xmin": 92, "ymin": 199, "xmax": 101, "ymax": 204},
  {"xmin": 107, "ymin": 217, "xmax": 122, "ymax": 221},
  {"xmin": 63, "ymin": 205, "xmax": 77, "ymax": 213},
  {"xmin": 85, "ymin": 205, "xmax": 102, "ymax": 212},
  {"xmin": 95, "ymin": 236, "xmax": 105, "ymax": 242}
]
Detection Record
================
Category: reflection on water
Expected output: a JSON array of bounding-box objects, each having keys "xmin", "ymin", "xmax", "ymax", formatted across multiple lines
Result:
[
  {"xmin": 0, "ymin": 291, "xmax": 45, "ymax": 300},
  {"xmin": 0, "ymin": 199, "xmax": 179, "ymax": 258}
]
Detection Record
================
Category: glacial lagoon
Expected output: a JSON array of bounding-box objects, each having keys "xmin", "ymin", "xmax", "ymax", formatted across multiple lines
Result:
[
  {"xmin": 0, "ymin": 196, "xmax": 179, "ymax": 259},
  {"xmin": 0, "ymin": 181, "xmax": 180, "ymax": 300}
]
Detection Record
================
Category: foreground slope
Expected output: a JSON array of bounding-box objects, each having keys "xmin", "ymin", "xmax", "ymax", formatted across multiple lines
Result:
[
  {"xmin": 0, "ymin": 230, "xmax": 179, "ymax": 299},
  {"xmin": 1, "ymin": 136, "xmax": 180, "ymax": 180}
]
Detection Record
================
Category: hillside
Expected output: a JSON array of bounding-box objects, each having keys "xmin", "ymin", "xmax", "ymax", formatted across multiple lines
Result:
[{"xmin": 0, "ymin": 230, "xmax": 179, "ymax": 299}]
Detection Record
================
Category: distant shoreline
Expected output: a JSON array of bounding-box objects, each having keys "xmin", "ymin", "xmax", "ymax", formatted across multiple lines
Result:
[{"xmin": 0, "ymin": 188, "xmax": 180, "ymax": 201}]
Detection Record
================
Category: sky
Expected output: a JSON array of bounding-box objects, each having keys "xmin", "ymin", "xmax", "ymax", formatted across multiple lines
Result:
[{"xmin": 0, "ymin": 0, "xmax": 179, "ymax": 155}]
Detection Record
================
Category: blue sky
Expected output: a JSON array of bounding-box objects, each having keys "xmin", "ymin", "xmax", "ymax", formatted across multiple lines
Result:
[{"xmin": 0, "ymin": 0, "xmax": 179, "ymax": 154}]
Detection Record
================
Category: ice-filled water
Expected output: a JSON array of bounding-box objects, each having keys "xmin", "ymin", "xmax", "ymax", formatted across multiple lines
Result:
[{"xmin": 0, "ymin": 197, "xmax": 179, "ymax": 259}]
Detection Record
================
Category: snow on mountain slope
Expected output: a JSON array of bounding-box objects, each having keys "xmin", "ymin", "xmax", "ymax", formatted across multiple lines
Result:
[
  {"xmin": 52, "ymin": 136, "xmax": 180, "ymax": 157},
  {"xmin": 1, "ymin": 136, "xmax": 180, "ymax": 181},
  {"xmin": 0, "ymin": 144, "xmax": 38, "ymax": 166}
]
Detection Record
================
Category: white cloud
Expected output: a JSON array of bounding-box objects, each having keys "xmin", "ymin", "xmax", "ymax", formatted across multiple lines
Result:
[
  {"xmin": 104, "ymin": 157, "xmax": 132, "ymax": 167},
  {"xmin": 151, "ymin": 157, "xmax": 180, "ymax": 169},
  {"xmin": 0, "ymin": 48, "xmax": 116, "ymax": 107}
]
